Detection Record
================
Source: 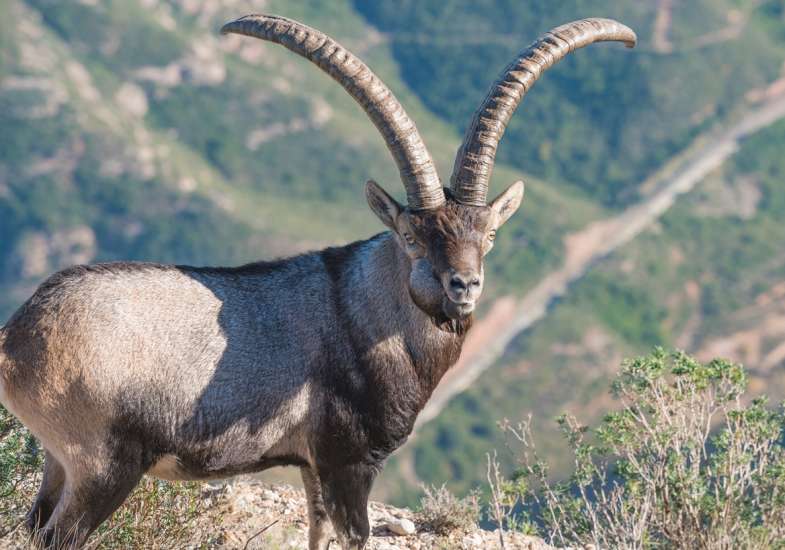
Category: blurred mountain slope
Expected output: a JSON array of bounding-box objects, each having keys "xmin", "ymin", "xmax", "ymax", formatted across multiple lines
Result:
[
  {"xmin": 353, "ymin": 0, "xmax": 785, "ymax": 504},
  {"xmin": 383, "ymin": 86, "xmax": 785, "ymax": 505},
  {"xmin": 356, "ymin": 0, "xmax": 785, "ymax": 206},
  {"xmin": 0, "ymin": 0, "xmax": 601, "ymax": 320}
]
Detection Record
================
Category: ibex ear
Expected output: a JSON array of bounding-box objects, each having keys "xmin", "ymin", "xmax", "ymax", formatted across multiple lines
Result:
[
  {"xmin": 365, "ymin": 180, "xmax": 402, "ymax": 230},
  {"xmin": 489, "ymin": 180, "xmax": 524, "ymax": 227}
]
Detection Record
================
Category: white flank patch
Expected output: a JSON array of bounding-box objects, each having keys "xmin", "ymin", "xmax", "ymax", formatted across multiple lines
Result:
[{"xmin": 148, "ymin": 454, "xmax": 188, "ymax": 481}]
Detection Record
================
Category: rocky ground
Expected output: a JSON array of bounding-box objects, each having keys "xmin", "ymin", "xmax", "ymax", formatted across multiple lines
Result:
[
  {"xmin": 184, "ymin": 479, "xmax": 553, "ymax": 549},
  {"xmin": 1, "ymin": 477, "xmax": 554, "ymax": 549}
]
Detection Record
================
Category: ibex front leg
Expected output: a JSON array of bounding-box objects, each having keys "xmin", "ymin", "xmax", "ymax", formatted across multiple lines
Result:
[
  {"xmin": 319, "ymin": 464, "xmax": 377, "ymax": 550},
  {"xmin": 301, "ymin": 466, "xmax": 332, "ymax": 550}
]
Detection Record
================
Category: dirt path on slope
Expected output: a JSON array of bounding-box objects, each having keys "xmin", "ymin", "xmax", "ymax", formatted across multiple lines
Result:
[
  {"xmin": 652, "ymin": 2, "xmax": 757, "ymax": 55},
  {"xmin": 652, "ymin": 0, "xmax": 673, "ymax": 53},
  {"xmin": 416, "ymin": 90, "xmax": 785, "ymax": 430}
]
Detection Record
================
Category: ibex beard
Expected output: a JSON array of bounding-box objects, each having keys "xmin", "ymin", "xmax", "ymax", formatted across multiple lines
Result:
[{"xmin": 0, "ymin": 13, "xmax": 635, "ymax": 550}]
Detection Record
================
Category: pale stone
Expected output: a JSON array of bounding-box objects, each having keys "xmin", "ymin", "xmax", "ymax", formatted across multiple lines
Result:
[
  {"xmin": 115, "ymin": 82, "xmax": 149, "ymax": 118},
  {"xmin": 384, "ymin": 518, "xmax": 416, "ymax": 536}
]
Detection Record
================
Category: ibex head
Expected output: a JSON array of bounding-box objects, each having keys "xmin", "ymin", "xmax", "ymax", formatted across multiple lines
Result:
[
  {"xmin": 222, "ymin": 15, "xmax": 636, "ymax": 322},
  {"xmin": 365, "ymin": 180, "xmax": 522, "ymax": 320}
]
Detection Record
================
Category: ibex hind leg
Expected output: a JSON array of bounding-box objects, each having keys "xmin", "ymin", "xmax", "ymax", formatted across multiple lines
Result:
[
  {"xmin": 26, "ymin": 451, "xmax": 66, "ymax": 534},
  {"xmin": 319, "ymin": 464, "xmax": 377, "ymax": 550},
  {"xmin": 34, "ymin": 448, "xmax": 145, "ymax": 549}
]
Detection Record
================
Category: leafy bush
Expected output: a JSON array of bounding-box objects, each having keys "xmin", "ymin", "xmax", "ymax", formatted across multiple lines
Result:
[
  {"xmin": 416, "ymin": 484, "xmax": 480, "ymax": 535},
  {"xmin": 488, "ymin": 349, "xmax": 785, "ymax": 549}
]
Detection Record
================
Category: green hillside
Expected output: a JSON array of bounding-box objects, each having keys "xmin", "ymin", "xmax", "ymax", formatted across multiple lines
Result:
[
  {"xmin": 389, "ymin": 114, "xmax": 785, "ymax": 505},
  {"xmin": 357, "ymin": 0, "xmax": 785, "ymax": 205},
  {"xmin": 0, "ymin": 0, "xmax": 601, "ymax": 321},
  {"xmin": 356, "ymin": 0, "xmax": 785, "ymax": 505}
]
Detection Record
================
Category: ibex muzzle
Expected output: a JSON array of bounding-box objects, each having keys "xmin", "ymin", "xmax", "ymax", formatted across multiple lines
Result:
[{"xmin": 0, "ymin": 13, "xmax": 635, "ymax": 550}]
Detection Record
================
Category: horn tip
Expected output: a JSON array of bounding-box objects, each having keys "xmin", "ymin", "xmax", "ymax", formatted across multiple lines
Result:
[
  {"xmin": 220, "ymin": 19, "xmax": 243, "ymax": 35},
  {"xmin": 220, "ymin": 14, "xmax": 265, "ymax": 35},
  {"xmin": 615, "ymin": 21, "xmax": 638, "ymax": 48},
  {"xmin": 589, "ymin": 17, "xmax": 638, "ymax": 49}
]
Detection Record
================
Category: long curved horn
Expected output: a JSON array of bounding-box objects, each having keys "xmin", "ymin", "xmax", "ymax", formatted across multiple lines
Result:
[
  {"xmin": 221, "ymin": 14, "xmax": 445, "ymax": 210},
  {"xmin": 451, "ymin": 18, "xmax": 636, "ymax": 206}
]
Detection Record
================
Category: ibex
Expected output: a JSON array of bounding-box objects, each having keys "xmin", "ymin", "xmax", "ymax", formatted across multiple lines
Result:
[{"xmin": 0, "ymin": 14, "xmax": 635, "ymax": 549}]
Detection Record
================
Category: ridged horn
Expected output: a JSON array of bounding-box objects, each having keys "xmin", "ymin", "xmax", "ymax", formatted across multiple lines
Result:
[
  {"xmin": 221, "ymin": 14, "xmax": 445, "ymax": 210},
  {"xmin": 451, "ymin": 18, "xmax": 637, "ymax": 206}
]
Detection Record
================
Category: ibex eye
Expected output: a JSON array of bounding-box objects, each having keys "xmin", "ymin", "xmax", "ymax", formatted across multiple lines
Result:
[
  {"xmin": 489, "ymin": 230, "xmax": 497, "ymax": 241},
  {"xmin": 403, "ymin": 233, "xmax": 416, "ymax": 245}
]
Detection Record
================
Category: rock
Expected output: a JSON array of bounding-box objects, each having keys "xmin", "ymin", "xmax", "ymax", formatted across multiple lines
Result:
[
  {"xmin": 463, "ymin": 532, "xmax": 483, "ymax": 547},
  {"xmin": 115, "ymin": 82, "xmax": 149, "ymax": 118},
  {"xmin": 383, "ymin": 518, "xmax": 416, "ymax": 536},
  {"xmin": 260, "ymin": 489, "xmax": 279, "ymax": 503},
  {"xmin": 65, "ymin": 61, "xmax": 101, "ymax": 102},
  {"xmin": 135, "ymin": 63, "xmax": 183, "ymax": 88},
  {"xmin": 178, "ymin": 176, "xmax": 197, "ymax": 193},
  {"xmin": 13, "ymin": 226, "xmax": 96, "ymax": 279},
  {"xmin": 1, "ymin": 75, "xmax": 68, "ymax": 119}
]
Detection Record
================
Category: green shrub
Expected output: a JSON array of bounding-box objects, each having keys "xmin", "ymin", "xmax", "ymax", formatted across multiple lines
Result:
[{"xmin": 488, "ymin": 349, "xmax": 785, "ymax": 549}]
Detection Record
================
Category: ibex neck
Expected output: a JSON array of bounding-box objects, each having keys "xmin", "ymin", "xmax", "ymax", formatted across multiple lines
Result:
[{"xmin": 336, "ymin": 232, "xmax": 468, "ymax": 404}]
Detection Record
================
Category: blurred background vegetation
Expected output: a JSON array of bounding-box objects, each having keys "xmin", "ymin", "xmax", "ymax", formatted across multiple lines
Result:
[{"xmin": 2, "ymin": 0, "xmax": 785, "ymax": 508}]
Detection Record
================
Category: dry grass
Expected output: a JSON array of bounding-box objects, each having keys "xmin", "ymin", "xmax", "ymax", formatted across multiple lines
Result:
[
  {"xmin": 416, "ymin": 484, "xmax": 480, "ymax": 536},
  {"xmin": 88, "ymin": 479, "xmax": 216, "ymax": 549}
]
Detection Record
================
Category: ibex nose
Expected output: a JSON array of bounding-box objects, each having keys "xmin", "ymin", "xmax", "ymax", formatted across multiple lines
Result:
[{"xmin": 449, "ymin": 272, "xmax": 480, "ymax": 292}]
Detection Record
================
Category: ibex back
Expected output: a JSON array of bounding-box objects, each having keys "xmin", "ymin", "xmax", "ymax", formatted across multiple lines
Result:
[{"xmin": 0, "ymin": 14, "xmax": 635, "ymax": 550}]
